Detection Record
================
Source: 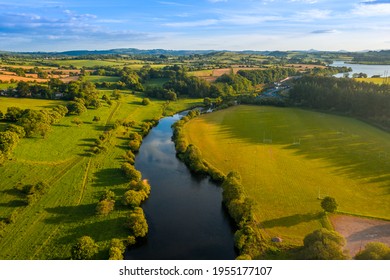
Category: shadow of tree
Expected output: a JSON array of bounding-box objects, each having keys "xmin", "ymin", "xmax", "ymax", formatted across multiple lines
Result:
[
  {"xmin": 262, "ymin": 212, "xmax": 322, "ymax": 229},
  {"xmin": 348, "ymin": 224, "xmax": 390, "ymax": 242},
  {"xmin": 44, "ymin": 204, "xmax": 96, "ymax": 224},
  {"xmin": 93, "ymin": 168, "xmax": 128, "ymax": 187}
]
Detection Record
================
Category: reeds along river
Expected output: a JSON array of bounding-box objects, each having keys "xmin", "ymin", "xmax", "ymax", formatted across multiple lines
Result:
[{"xmin": 125, "ymin": 112, "xmax": 236, "ymax": 260}]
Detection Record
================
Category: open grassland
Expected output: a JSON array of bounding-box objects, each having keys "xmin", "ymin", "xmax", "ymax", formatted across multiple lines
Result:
[
  {"xmin": 47, "ymin": 59, "xmax": 127, "ymax": 68},
  {"xmin": 0, "ymin": 83, "xmax": 17, "ymax": 90},
  {"xmin": 85, "ymin": 75, "xmax": 121, "ymax": 83},
  {"xmin": 143, "ymin": 78, "xmax": 169, "ymax": 88},
  {"xmin": 0, "ymin": 93, "xmax": 203, "ymax": 259},
  {"xmin": 183, "ymin": 105, "xmax": 390, "ymax": 244},
  {"xmin": 0, "ymin": 97, "xmax": 66, "ymax": 112},
  {"xmin": 355, "ymin": 77, "xmax": 390, "ymax": 85}
]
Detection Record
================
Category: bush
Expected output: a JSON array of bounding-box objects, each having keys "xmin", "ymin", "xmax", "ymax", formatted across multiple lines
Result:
[
  {"xmin": 355, "ymin": 242, "xmax": 390, "ymax": 260},
  {"xmin": 183, "ymin": 144, "xmax": 208, "ymax": 174},
  {"xmin": 301, "ymin": 228, "xmax": 348, "ymax": 260},
  {"xmin": 125, "ymin": 207, "xmax": 148, "ymax": 238},
  {"xmin": 71, "ymin": 236, "xmax": 99, "ymax": 260},
  {"xmin": 321, "ymin": 196, "xmax": 338, "ymax": 213},
  {"xmin": 121, "ymin": 163, "xmax": 141, "ymax": 181},
  {"xmin": 96, "ymin": 199, "xmax": 115, "ymax": 215},
  {"xmin": 142, "ymin": 98, "xmax": 151, "ymax": 105},
  {"xmin": 122, "ymin": 190, "xmax": 147, "ymax": 207},
  {"xmin": 108, "ymin": 238, "xmax": 126, "ymax": 260}
]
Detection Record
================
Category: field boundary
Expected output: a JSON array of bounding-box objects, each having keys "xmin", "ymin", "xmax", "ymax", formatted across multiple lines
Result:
[{"xmin": 335, "ymin": 211, "xmax": 390, "ymax": 222}]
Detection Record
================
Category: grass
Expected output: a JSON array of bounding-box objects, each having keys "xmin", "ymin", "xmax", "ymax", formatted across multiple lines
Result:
[
  {"xmin": 183, "ymin": 105, "xmax": 390, "ymax": 244},
  {"xmin": 0, "ymin": 93, "xmax": 203, "ymax": 259},
  {"xmin": 355, "ymin": 77, "xmax": 390, "ymax": 85},
  {"xmin": 0, "ymin": 97, "xmax": 66, "ymax": 112},
  {"xmin": 0, "ymin": 83, "xmax": 17, "ymax": 90},
  {"xmin": 143, "ymin": 78, "xmax": 169, "ymax": 88},
  {"xmin": 84, "ymin": 75, "xmax": 121, "ymax": 83},
  {"xmin": 48, "ymin": 59, "xmax": 127, "ymax": 68}
]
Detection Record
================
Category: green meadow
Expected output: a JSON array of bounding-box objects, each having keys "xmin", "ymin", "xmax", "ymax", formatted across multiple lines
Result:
[
  {"xmin": 183, "ymin": 105, "xmax": 390, "ymax": 244},
  {"xmin": 0, "ymin": 93, "xmax": 202, "ymax": 259},
  {"xmin": 0, "ymin": 97, "xmax": 66, "ymax": 111},
  {"xmin": 85, "ymin": 75, "xmax": 121, "ymax": 83}
]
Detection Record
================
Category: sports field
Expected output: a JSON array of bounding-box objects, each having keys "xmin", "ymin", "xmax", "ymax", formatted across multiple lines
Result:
[
  {"xmin": 183, "ymin": 105, "xmax": 390, "ymax": 244},
  {"xmin": 0, "ymin": 93, "xmax": 203, "ymax": 259}
]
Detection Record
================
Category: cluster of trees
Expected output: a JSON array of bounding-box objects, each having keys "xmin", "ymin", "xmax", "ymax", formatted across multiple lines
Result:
[
  {"xmin": 289, "ymin": 76, "xmax": 390, "ymax": 130},
  {"xmin": 355, "ymin": 242, "xmax": 390, "ymax": 260},
  {"xmin": 13, "ymin": 181, "xmax": 50, "ymax": 205},
  {"xmin": 0, "ymin": 105, "xmax": 68, "ymax": 165},
  {"xmin": 95, "ymin": 190, "xmax": 115, "ymax": 216},
  {"xmin": 236, "ymin": 67, "xmax": 296, "ymax": 85},
  {"xmin": 300, "ymin": 228, "xmax": 348, "ymax": 260},
  {"xmin": 222, "ymin": 172, "xmax": 265, "ymax": 259}
]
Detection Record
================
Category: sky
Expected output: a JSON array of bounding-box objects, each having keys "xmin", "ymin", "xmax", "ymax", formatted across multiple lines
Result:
[{"xmin": 0, "ymin": 0, "xmax": 389, "ymax": 52}]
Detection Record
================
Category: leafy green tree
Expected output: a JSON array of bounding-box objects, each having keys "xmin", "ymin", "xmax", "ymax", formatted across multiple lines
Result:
[
  {"xmin": 17, "ymin": 110, "xmax": 51, "ymax": 138},
  {"xmin": 67, "ymin": 101, "xmax": 87, "ymax": 115},
  {"xmin": 71, "ymin": 236, "xmax": 99, "ymax": 260},
  {"xmin": 355, "ymin": 242, "xmax": 390, "ymax": 260},
  {"xmin": 125, "ymin": 207, "xmax": 148, "ymax": 238},
  {"xmin": 121, "ymin": 163, "xmax": 141, "ymax": 181},
  {"xmin": 93, "ymin": 116, "xmax": 101, "ymax": 122},
  {"xmin": 122, "ymin": 190, "xmax": 147, "ymax": 207},
  {"xmin": 0, "ymin": 131, "xmax": 20, "ymax": 156},
  {"xmin": 321, "ymin": 196, "xmax": 338, "ymax": 213},
  {"xmin": 16, "ymin": 81, "xmax": 30, "ymax": 97},
  {"xmin": 108, "ymin": 238, "xmax": 126, "ymax": 260},
  {"xmin": 6, "ymin": 124, "xmax": 26, "ymax": 138},
  {"xmin": 96, "ymin": 199, "xmax": 115, "ymax": 215},
  {"xmin": 141, "ymin": 98, "xmax": 151, "ymax": 106},
  {"xmin": 72, "ymin": 117, "xmax": 83, "ymax": 126},
  {"xmin": 301, "ymin": 228, "xmax": 348, "ymax": 260},
  {"xmin": 4, "ymin": 107, "xmax": 25, "ymax": 122}
]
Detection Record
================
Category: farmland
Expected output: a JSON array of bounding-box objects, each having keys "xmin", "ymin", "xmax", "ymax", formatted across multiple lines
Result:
[
  {"xmin": 183, "ymin": 105, "xmax": 390, "ymax": 245},
  {"xmin": 0, "ymin": 93, "xmax": 203, "ymax": 259}
]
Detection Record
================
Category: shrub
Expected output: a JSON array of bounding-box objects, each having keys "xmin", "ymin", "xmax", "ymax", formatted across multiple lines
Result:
[
  {"xmin": 121, "ymin": 163, "xmax": 141, "ymax": 181},
  {"xmin": 355, "ymin": 242, "xmax": 390, "ymax": 260},
  {"xmin": 71, "ymin": 236, "xmax": 99, "ymax": 260},
  {"xmin": 96, "ymin": 199, "xmax": 115, "ymax": 215},
  {"xmin": 321, "ymin": 196, "xmax": 338, "ymax": 213},
  {"xmin": 125, "ymin": 207, "xmax": 148, "ymax": 238}
]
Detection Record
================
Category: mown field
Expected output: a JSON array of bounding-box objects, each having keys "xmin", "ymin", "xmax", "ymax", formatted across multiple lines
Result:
[
  {"xmin": 0, "ymin": 93, "xmax": 203, "ymax": 259},
  {"xmin": 355, "ymin": 77, "xmax": 390, "ymax": 85},
  {"xmin": 0, "ymin": 97, "xmax": 66, "ymax": 111},
  {"xmin": 183, "ymin": 105, "xmax": 390, "ymax": 244}
]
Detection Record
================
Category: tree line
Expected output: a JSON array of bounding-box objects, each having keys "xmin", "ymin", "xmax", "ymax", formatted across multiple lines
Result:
[{"xmin": 289, "ymin": 76, "xmax": 390, "ymax": 130}]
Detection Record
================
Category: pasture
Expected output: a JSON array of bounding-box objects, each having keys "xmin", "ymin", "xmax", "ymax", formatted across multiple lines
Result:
[
  {"xmin": 183, "ymin": 105, "xmax": 390, "ymax": 244},
  {"xmin": 0, "ymin": 93, "xmax": 203, "ymax": 259},
  {"xmin": 0, "ymin": 97, "xmax": 66, "ymax": 112}
]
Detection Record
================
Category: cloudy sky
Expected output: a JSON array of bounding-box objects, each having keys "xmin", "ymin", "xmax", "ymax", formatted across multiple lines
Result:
[{"xmin": 0, "ymin": 0, "xmax": 389, "ymax": 52}]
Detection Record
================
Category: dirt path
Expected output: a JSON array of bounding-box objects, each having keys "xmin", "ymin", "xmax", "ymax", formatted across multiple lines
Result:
[{"xmin": 331, "ymin": 215, "xmax": 390, "ymax": 257}]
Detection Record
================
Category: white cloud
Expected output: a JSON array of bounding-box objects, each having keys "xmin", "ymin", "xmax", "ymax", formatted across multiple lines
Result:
[
  {"xmin": 295, "ymin": 9, "xmax": 331, "ymax": 21},
  {"xmin": 163, "ymin": 19, "xmax": 219, "ymax": 27},
  {"xmin": 352, "ymin": 3, "xmax": 390, "ymax": 16}
]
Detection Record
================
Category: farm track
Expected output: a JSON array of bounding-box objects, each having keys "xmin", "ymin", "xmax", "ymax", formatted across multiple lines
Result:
[
  {"xmin": 105, "ymin": 101, "xmax": 121, "ymax": 127},
  {"xmin": 77, "ymin": 158, "xmax": 92, "ymax": 205},
  {"xmin": 46, "ymin": 156, "xmax": 82, "ymax": 186}
]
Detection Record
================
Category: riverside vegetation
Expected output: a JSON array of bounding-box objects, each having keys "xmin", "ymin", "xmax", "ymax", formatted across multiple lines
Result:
[{"xmin": 1, "ymin": 50, "xmax": 389, "ymax": 259}]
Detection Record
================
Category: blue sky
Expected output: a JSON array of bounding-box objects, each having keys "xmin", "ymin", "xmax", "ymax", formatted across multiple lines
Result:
[{"xmin": 0, "ymin": 0, "xmax": 389, "ymax": 51}]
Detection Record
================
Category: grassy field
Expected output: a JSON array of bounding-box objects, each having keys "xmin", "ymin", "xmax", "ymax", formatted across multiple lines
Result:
[
  {"xmin": 0, "ymin": 93, "xmax": 203, "ymax": 259},
  {"xmin": 85, "ymin": 75, "xmax": 121, "ymax": 83},
  {"xmin": 48, "ymin": 59, "xmax": 127, "ymax": 68},
  {"xmin": 0, "ymin": 83, "xmax": 17, "ymax": 90},
  {"xmin": 0, "ymin": 97, "xmax": 66, "ymax": 112},
  {"xmin": 183, "ymin": 105, "xmax": 390, "ymax": 244},
  {"xmin": 143, "ymin": 78, "xmax": 169, "ymax": 88},
  {"xmin": 355, "ymin": 77, "xmax": 390, "ymax": 85}
]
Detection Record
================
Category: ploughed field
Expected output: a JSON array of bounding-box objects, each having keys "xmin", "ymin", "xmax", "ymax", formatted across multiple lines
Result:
[{"xmin": 183, "ymin": 105, "xmax": 390, "ymax": 244}]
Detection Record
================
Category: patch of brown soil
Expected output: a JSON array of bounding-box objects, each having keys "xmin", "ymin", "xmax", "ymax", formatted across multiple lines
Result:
[{"xmin": 330, "ymin": 215, "xmax": 390, "ymax": 257}]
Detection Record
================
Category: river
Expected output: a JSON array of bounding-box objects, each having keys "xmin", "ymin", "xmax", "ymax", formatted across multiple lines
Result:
[
  {"xmin": 330, "ymin": 60, "xmax": 390, "ymax": 78},
  {"xmin": 125, "ymin": 112, "xmax": 236, "ymax": 260}
]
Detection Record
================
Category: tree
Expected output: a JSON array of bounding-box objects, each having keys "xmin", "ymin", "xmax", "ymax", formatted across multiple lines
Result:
[
  {"xmin": 71, "ymin": 236, "xmax": 99, "ymax": 260},
  {"xmin": 6, "ymin": 124, "xmax": 25, "ymax": 138},
  {"xmin": 17, "ymin": 110, "xmax": 51, "ymax": 138},
  {"xmin": 301, "ymin": 228, "xmax": 348, "ymax": 260},
  {"xmin": 67, "ymin": 101, "xmax": 87, "ymax": 115},
  {"xmin": 4, "ymin": 107, "xmax": 25, "ymax": 122},
  {"xmin": 125, "ymin": 207, "xmax": 148, "ymax": 238},
  {"xmin": 72, "ymin": 117, "xmax": 83, "ymax": 126},
  {"xmin": 121, "ymin": 163, "xmax": 142, "ymax": 181},
  {"xmin": 93, "ymin": 116, "xmax": 101, "ymax": 122},
  {"xmin": 96, "ymin": 199, "xmax": 115, "ymax": 215},
  {"xmin": 141, "ymin": 98, "xmax": 151, "ymax": 106},
  {"xmin": 122, "ymin": 190, "xmax": 147, "ymax": 207},
  {"xmin": 0, "ymin": 131, "xmax": 20, "ymax": 156},
  {"xmin": 321, "ymin": 196, "xmax": 338, "ymax": 213},
  {"xmin": 355, "ymin": 242, "xmax": 390, "ymax": 260},
  {"xmin": 108, "ymin": 238, "xmax": 125, "ymax": 260}
]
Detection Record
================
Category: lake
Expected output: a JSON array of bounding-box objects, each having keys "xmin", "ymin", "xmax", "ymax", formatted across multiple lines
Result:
[{"xmin": 330, "ymin": 61, "xmax": 390, "ymax": 78}]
